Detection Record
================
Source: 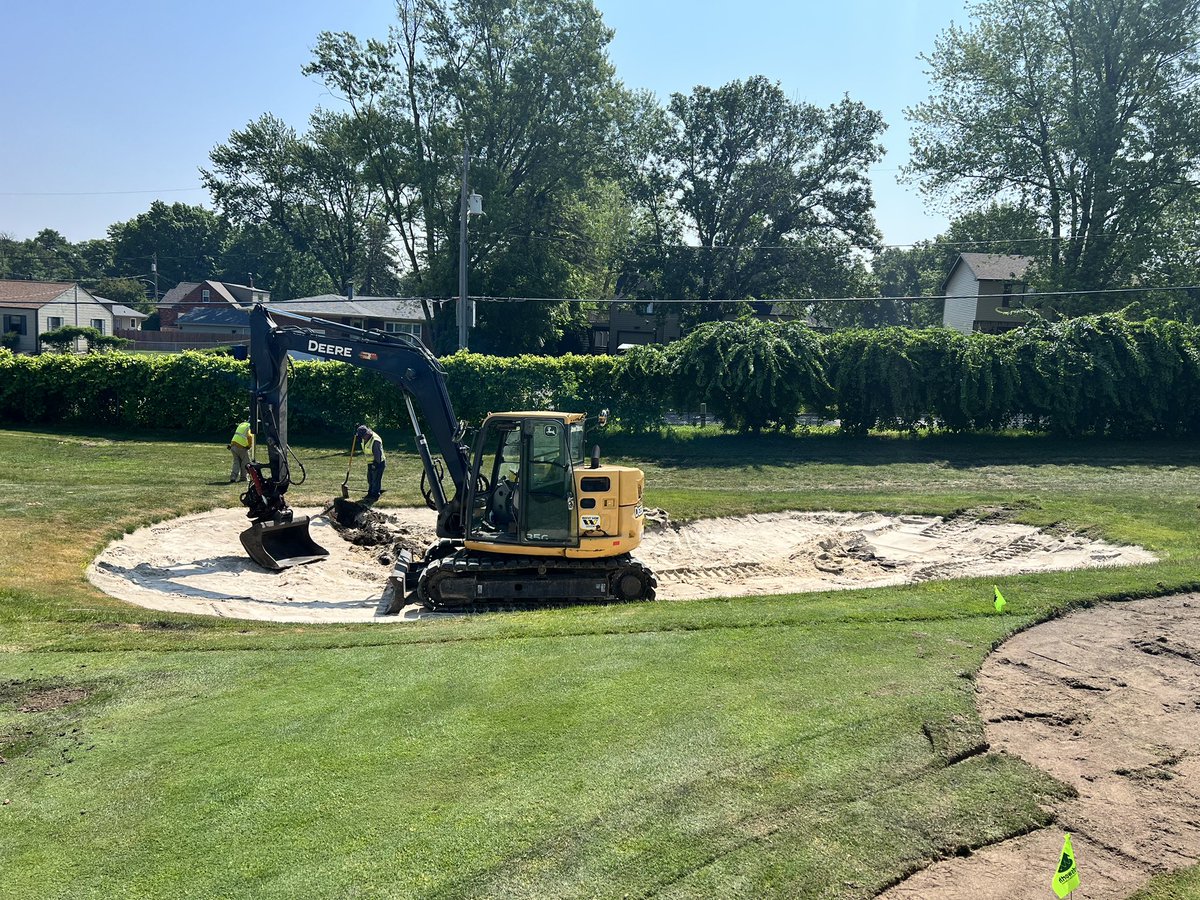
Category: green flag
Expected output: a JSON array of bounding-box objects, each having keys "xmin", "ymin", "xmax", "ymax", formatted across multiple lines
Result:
[
  {"xmin": 993, "ymin": 585, "xmax": 1007, "ymax": 613},
  {"xmin": 1052, "ymin": 832, "xmax": 1081, "ymax": 898}
]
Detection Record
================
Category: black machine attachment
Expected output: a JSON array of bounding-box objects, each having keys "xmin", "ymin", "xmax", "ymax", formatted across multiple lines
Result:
[{"xmin": 239, "ymin": 460, "xmax": 328, "ymax": 571}]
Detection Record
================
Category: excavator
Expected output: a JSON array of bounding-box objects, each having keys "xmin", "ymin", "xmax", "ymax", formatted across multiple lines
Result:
[{"xmin": 238, "ymin": 304, "xmax": 656, "ymax": 611}]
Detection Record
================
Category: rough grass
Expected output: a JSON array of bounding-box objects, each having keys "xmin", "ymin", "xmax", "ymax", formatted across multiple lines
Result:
[{"xmin": 1, "ymin": 426, "xmax": 1198, "ymax": 898}]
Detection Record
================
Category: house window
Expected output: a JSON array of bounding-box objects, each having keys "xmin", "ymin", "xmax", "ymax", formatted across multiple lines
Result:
[
  {"xmin": 349, "ymin": 318, "xmax": 366, "ymax": 330},
  {"xmin": 592, "ymin": 328, "xmax": 610, "ymax": 350},
  {"xmin": 202, "ymin": 289, "xmax": 211, "ymax": 302},
  {"xmin": 3, "ymin": 314, "xmax": 27, "ymax": 335},
  {"xmin": 46, "ymin": 316, "xmax": 63, "ymax": 330},
  {"xmin": 383, "ymin": 322, "xmax": 420, "ymax": 337},
  {"xmin": 1001, "ymin": 282, "xmax": 1026, "ymax": 308},
  {"xmin": 91, "ymin": 319, "xmax": 105, "ymax": 334}
]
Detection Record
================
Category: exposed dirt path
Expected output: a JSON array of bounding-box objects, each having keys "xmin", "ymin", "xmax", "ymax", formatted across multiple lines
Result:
[
  {"xmin": 86, "ymin": 507, "xmax": 1155, "ymax": 623},
  {"xmin": 881, "ymin": 594, "xmax": 1200, "ymax": 899}
]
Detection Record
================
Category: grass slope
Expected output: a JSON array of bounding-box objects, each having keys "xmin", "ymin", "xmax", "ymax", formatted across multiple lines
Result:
[{"xmin": 1, "ymin": 426, "xmax": 1197, "ymax": 898}]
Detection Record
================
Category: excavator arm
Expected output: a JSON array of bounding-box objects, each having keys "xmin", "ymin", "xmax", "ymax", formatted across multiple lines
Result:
[{"xmin": 240, "ymin": 304, "xmax": 471, "ymax": 569}]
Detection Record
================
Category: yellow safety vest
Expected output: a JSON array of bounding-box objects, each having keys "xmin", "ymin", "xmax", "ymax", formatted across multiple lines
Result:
[
  {"xmin": 231, "ymin": 422, "xmax": 253, "ymax": 448},
  {"xmin": 366, "ymin": 434, "xmax": 385, "ymax": 462}
]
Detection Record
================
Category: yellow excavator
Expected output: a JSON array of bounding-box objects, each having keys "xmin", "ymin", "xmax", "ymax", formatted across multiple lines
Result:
[{"xmin": 238, "ymin": 305, "xmax": 656, "ymax": 611}]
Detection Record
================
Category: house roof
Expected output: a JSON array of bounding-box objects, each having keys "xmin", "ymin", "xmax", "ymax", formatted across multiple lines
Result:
[
  {"xmin": 95, "ymin": 299, "xmax": 148, "ymax": 319},
  {"xmin": 175, "ymin": 306, "xmax": 251, "ymax": 327},
  {"xmin": 159, "ymin": 282, "xmax": 200, "ymax": 307},
  {"xmin": 957, "ymin": 253, "xmax": 1032, "ymax": 282},
  {"xmin": 159, "ymin": 280, "xmax": 245, "ymax": 307},
  {"xmin": 272, "ymin": 295, "xmax": 430, "ymax": 322},
  {"xmin": 0, "ymin": 279, "xmax": 77, "ymax": 308},
  {"xmin": 940, "ymin": 253, "xmax": 1033, "ymax": 296}
]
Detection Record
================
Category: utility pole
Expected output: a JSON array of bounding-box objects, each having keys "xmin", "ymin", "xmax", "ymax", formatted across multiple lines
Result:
[
  {"xmin": 457, "ymin": 143, "xmax": 470, "ymax": 351},
  {"xmin": 151, "ymin": 252, "xmax": 159, "ymax": 305}
]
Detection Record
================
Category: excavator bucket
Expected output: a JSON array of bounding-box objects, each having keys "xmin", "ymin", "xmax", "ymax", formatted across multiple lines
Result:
[{"xmin": 240, "ymin": 517, "xmax": 328, "ymax": 571}]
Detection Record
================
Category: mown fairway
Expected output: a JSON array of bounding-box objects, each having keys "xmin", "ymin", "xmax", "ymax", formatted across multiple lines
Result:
[{"xmin": 1, "ymin": 427, "xmax": 1198, "ymax": 898}]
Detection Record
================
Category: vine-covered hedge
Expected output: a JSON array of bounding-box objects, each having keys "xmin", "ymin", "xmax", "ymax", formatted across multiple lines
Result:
[{"xmin": 1, "ymin": 314, "xmax": 1198, "ymax": 436}]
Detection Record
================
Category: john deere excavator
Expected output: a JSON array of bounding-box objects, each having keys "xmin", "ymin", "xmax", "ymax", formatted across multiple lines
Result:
[{"xmin": 238, "ymin": 304, "xmax": 656, "ymax": 611}]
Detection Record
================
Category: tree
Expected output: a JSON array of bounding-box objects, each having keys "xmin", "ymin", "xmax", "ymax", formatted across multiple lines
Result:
[
  {"xmin": 642, "ymin": 78, "xmax": 884, "ymax": 324},
  {"xmin": 0, "ymin": 229, "xmax": 93, "ymax": 281},
  {"xmin": 906, "ymin": 0, "xmax": 1200, "ymax": 295},
  {"xmin": 205, "ymin": 112, "xmax": 399, "ymax": 297},
  {"xmin": 108, "ymin": 202, "xmax": 228, "ymax": 289},
  {"xmin": 89, "ymin": 277, "xmax": 154, "ymax": 313},
  {"xmin": 304, "ymin": 0, "xmax": 634, "ymax": 353}
]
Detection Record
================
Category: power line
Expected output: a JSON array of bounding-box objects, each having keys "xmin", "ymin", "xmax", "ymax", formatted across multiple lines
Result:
[{"xmin": 265, "ymin": 282, "xmax": 1200, "ymax": 306}]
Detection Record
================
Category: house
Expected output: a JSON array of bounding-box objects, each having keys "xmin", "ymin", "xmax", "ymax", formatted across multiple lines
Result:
[
  {"xmin": 941, "ymin": 253, "xmax": 1034, "ymax": 334},
  {"xmin": 158, "ymin": 280, "xmax": 270, "ymax": 330},
  {"xmin": 97, "ymin": 299, "xmax": 148, "ymax": 331},
  {"xmin": 0, "ymin": 279, "xmax": 115, "ymax": 353},
  {"xmin": 590, "ymin": 302, "xmax": 683, "ymax": 353},
  {"xmin": 174, "ymin": 306, "xmax": 250, "ymax": 336},
  {"xmin": 269, "ymin": 295, "xmax": 429, "ymax": 343}
]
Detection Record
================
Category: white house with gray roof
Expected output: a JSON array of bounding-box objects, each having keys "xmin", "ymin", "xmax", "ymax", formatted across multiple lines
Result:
[
  {"xmin": 0, "ymin": 280, "xmax": 115, "ymax": 353},
  {"xmin": 941, "ymin": 253, "xmax": 1034, "ymax": 334}
]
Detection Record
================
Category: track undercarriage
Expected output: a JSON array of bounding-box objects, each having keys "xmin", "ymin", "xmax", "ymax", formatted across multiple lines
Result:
[{"xmin": 389, "ymin": 542, "xmax": 657, "ymax": 613}]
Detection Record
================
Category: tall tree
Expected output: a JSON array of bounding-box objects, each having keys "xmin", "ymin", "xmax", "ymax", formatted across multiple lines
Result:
[
  {"xmin": 204, "ymin": 112, "xmax": 398, "ymax": 296},
  {"xmin": 906, "ymin": 0, "xmax": 1200, "ymax": 292},
  {"xmin": 635, "ymin": 77, "xmax": 884, "ymax": 324},
  {"xmin": 304, "ymin": 0, "xmax": 633, "ymax": 353},
  {"xmin": 108, "ymin": 202, "xmax": 228, "ymax": 290}
]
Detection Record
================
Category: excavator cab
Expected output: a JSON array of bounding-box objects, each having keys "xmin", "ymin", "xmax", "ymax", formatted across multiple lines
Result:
[{"xmin": 467, "ymin": 413, "xmax": 580, "ymax": 548}]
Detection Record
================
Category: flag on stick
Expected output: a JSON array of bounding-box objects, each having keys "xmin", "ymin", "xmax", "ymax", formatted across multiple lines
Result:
[
  {"xmin": 993, "ymin": 585, "xmax": 1007, "ymax": 613},
  {"xmin": 1052, "ymin": 832, "xmax": 1081, "ymax": 898}
]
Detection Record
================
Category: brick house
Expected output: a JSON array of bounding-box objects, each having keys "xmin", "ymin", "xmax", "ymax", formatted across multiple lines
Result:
[{"xmin": 158, "ymin": 280, "xmax": 270, "ymax": 330}]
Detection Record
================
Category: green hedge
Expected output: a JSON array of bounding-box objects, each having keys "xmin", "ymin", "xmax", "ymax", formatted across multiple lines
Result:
[{"xmin": 2, "ymin": 314, "xmax": 1198, "ymax": 437}]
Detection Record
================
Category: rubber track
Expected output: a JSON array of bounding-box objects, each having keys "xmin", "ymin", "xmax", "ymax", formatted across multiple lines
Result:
[{"xmin": 420, "ymin": 551, "xmax": 657, "ymax": 613}]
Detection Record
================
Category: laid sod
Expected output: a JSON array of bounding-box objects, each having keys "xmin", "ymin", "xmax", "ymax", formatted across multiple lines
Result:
[{"xmin": 1, "ymin": 426, "xmax": 1198, "ymax": 897}]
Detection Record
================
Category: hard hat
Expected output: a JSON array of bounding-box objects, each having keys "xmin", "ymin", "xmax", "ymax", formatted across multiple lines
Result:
[{"xmin": 356, "ymin": 424, "xmax": 370, "ymax": 438}]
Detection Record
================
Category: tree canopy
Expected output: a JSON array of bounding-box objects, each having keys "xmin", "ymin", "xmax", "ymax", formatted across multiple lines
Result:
[{"xmin": 906, "ymin": 0, "xmax": 1200, "ymax": 298}]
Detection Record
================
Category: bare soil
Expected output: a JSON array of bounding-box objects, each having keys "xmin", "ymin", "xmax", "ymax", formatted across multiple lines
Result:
[
  {"xmin": 881, "ymin": 594, "xmax": 1200, "ymax": 899},
  {"xmin": 1, "ymin": 681, "xmax": 91, "ymax": 713},
  {"xmin": 87, "ymin": 506, "xmax": 1154, "ymax": 623}
]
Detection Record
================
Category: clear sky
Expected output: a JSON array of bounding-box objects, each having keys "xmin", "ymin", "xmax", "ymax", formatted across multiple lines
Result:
[{"xmin": 0, "ymin": 0, "xmax": 970, "ymax": 247}]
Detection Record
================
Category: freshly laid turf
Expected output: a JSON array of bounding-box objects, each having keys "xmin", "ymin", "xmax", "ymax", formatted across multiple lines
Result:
[{"xmin": 1, "ymin": 426, "xmax": 1197, "ymax": 898}]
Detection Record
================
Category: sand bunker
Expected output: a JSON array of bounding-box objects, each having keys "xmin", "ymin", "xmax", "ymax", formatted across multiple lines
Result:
[
  {"xmin": 87, "ymin": 507, "xmax": 1155, "ymax": 623},
  {"xmin": 882, "ymin": 594, "xmax": 1200, "ymax": 899}
]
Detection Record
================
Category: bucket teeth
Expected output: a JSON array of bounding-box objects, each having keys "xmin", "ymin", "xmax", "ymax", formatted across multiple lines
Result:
[{"xmin": 240, "ymin": 517, "xmax": 328, "ymax": 571}]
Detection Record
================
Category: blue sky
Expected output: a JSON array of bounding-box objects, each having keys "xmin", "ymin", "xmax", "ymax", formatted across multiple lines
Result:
[{"xmin": 0, "ymin": 0, "xmax": 970, "ymax": 247}]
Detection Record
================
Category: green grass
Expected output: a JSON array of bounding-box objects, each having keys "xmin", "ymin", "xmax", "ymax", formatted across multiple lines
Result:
[
  {"xmin": 1131, "ymin": 866, "xmax": 1200, "ymax": 899},
  {"xmin": 1, "ymin": 426, "xmax": 1198, "ymax": 897}
]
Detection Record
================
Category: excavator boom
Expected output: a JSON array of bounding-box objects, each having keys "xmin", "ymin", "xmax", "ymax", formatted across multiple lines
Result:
[{"xmin": 237, "ymin": 304, "xmax": 656, "ymax": 608}]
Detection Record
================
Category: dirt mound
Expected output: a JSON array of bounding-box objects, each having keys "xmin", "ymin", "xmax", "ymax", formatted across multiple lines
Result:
[
  {"xmin": 329, "ymin": 498, "xmax": 436, "ymax": 565},
  {"xmin": 87, "ymin": 507, "xmax": 1155, "ymax": 623},
  {"xmin": 881, "ymin": 594, "xmax": 1200, "ymax": 899}
]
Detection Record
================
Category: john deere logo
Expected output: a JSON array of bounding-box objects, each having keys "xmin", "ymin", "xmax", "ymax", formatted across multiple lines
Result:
[{"xmin": 1057, "ymin": 853, "xmax": 1073, "ymax": 874}]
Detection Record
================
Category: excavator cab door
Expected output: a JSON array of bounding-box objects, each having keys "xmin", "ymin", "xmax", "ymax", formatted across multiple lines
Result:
[{"xmin": 467, "ymin": 416, "xmax": 578, "ymax": 548}]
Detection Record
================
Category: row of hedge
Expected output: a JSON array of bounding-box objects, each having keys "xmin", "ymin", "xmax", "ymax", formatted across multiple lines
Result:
[{"xmin": 1, "ymin": 314, "xmax": 1198, "ymax": 436}]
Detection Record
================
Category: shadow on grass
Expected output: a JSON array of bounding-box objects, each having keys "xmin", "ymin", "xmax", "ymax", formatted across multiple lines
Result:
[
  {"xmin": 8, "ymin": 423, "xmax": 1200, "ymax": 472},
  {"xmin": 601, "ymin": 429, "xmax": 1200, "ymax": 471}
]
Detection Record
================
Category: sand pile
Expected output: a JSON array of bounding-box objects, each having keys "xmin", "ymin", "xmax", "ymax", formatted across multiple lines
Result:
[{"xmin": 87, "ymin": 506, "xmax": 1155, "ymax": 623}]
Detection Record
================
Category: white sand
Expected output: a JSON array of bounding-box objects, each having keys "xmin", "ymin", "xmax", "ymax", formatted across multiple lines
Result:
[{"xmin": 87, "ymin": 507, "xmax": 1157, "ymax": 623}]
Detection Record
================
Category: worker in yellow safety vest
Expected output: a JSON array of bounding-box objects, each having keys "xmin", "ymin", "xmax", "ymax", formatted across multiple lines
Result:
[
  {"xmin": 228, "ymin": 421, "xmax": 254, "ymax": 483},
  {"xmin": 356, "ymin": 424, "xmax": 386, "ymax": 500}
]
